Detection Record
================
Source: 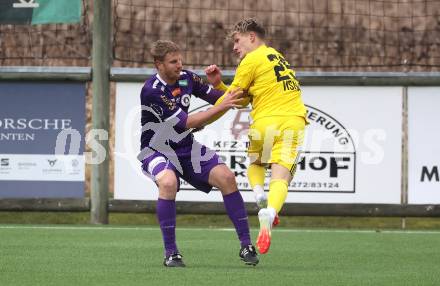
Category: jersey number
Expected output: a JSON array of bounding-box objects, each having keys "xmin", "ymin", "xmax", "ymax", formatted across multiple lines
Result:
[{"xmin": 267, "ymin": 54, "xmax": 300, "ymax": 91}]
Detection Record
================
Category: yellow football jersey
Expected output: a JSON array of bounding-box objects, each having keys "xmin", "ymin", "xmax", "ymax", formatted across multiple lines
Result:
[{"xmin": 224, "ymin": 45, "xmax": 307, "ymax": 122}]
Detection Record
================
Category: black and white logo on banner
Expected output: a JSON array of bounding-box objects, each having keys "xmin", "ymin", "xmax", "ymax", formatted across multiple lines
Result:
[
  {"xmin": 186, "ymin": 104, "xmax": 356, "ymax": 193},
  {"xmin": 1, "ymin": 158, "xmax": 10, "ymax": 167}
]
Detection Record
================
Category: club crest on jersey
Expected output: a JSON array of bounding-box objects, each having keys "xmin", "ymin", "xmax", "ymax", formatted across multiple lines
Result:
[
  {"xmin": 181, "ymin": 94, "xmax": 191, "ymax": 107},
  {"xmin": 178, "ymin": 79, "xmax": 188, "ymax": 87},
  {"xmin": 172, "ymin": 88, "xmax": 181, "ymax": 97}
]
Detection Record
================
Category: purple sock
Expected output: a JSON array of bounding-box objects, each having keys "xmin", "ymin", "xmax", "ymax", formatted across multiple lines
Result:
[
  {"xmin": 156, "ymin": 198, "xmax": 178, "ymax": 257},
  {"xmin": 223, "ymin": 191, "xmax": 251, "ymax": 247}
]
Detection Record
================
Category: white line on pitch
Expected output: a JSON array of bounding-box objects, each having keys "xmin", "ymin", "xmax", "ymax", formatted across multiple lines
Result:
[{"xmin": 0, "ymin": 225, "xmax": 440, "ymax": 234}]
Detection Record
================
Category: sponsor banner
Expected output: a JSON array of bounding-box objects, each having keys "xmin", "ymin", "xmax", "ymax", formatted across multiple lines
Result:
[
  {"xmin": 293, "ymin": 87, "xmax": 401, "ymax": 203},
  {"xmin": 195, "ymin": 105, "xmax": 356, "ymax": 194},
  {"xmin": 115, "ymin": 83, "xmax": 401, "ymax": 203},
  {"xmin": 408, "ymin": 87, "xmax": 440, "ymax": 204},
  {"xmin": 0, "ymin": 82, "xmax": 85, "ymax": 198}
]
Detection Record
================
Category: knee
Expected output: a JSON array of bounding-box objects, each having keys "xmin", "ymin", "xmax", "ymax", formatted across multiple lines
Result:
[
  {"xmin": 218, "ymin": 170, "xmax": 237, "ymax": 193},
  {"xmin": 157, "ymin": 174, "xmax": 178, "ymax": 199},
  {"xmin": 223, "ymin": 170, "xmax": 236, "ymax": 186},
  {"xmin": 159, "ymin": 177, "xmax": 177, "ymax": 190}
]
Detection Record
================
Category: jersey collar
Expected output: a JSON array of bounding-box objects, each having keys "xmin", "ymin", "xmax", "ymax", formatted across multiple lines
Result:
[
  {"xmin": 155, "ymin": 74, "xmax": 169, "ymax": 86},
  {"xmin": 156, "ymin": 73, "xmax": 186, "ymax": 88}
]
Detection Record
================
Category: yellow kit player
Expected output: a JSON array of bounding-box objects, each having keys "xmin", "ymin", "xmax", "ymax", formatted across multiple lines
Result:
[{"xmin": 205, "ymin": 18, "xmax": 307, "ymax": 254}]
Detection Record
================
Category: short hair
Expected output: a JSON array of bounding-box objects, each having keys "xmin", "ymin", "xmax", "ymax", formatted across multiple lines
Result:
[
  {"xmin": 150, "ymin": 40, "xmax": 180, "ymax": 62},
  {"xmin": 229, "ymin": 18, "xmax": 266, "ymax": 39}
]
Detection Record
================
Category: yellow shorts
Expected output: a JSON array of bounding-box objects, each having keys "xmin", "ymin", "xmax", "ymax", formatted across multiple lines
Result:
[{"xmin": 247, "ymin": 116, "xmax": 306, "ymax": 174}]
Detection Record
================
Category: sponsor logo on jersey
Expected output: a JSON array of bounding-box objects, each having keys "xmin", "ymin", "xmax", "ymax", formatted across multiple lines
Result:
[
  {"xmin": 178, "ymin": 79, "xmax": 188, "ymax": 87},
  {"xmin": 171, "ymin": 88, "xmax": 181, "ymax": 97},
  {"xmin": 160, "ymin": 95, "xmax": 176, "ymax": 110}
]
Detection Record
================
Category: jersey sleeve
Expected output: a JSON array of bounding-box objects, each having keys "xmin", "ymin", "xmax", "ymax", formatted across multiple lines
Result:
[
  {"xmin": 211, "ymin": 54, "xmax": 255, "ymax": 109},
  {"xmin": 189, "ymin": 71, "xmax": 224, "ymax": 105},
  {"xmin": 227, "ymin": 54, "xmax": 257, "ymax": 92},
  {"xmin": 214, "ymin": 81, "xmax": 228, "ymax": 92},
  {"xmin": 211, "ymin": 55, "xmax": 256, "ymax": 111}
]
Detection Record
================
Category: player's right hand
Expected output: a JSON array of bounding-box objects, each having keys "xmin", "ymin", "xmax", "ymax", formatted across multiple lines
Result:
[{"xmin": 204, "ymin": 64, "xmax": 222, "ymax": 87}]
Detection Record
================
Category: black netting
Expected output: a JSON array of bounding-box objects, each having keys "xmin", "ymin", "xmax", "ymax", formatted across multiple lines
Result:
[
  {"xmin": 0, "ymin": 0, "xmax": 91, "ymax": 66},
  {"xmin": 113, "ymin": 0, "xmax": 440, "ymax": 71},
  {"xmin": 1, "ymin": 0, "xmax": 439, "ymax": 71}
]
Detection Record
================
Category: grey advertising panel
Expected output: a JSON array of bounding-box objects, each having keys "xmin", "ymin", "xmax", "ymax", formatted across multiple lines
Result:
[{"xmin": 0, "ymin": 82, "xmax": 85, "ymax": 198}]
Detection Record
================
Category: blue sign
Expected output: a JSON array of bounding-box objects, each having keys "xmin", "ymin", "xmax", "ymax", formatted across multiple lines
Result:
[{"xmin": 0, "ymin": 82, "xmax": 85, "ymax": 198}]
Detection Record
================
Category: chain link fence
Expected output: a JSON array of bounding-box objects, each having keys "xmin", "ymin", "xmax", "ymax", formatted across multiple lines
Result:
[
  {"xmin": 113, "ymin": 0, "xmax": 440, "ymax": 71},
  {"xmin": 1, "ymin": 0, "xmax": 439, "ymax": 71},
  {"xmin": 0, "ymin": 0, "xmax": 91, "ymax": 66}
]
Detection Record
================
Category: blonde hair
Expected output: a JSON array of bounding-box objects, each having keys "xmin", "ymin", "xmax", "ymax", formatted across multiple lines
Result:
[
  {"xmin": 229, "ymin": 18, "xmax": 266, "ymax": 39},
  {"xmin": 150, "ymin": 40, "xmax": 180, "ymax": 62}
]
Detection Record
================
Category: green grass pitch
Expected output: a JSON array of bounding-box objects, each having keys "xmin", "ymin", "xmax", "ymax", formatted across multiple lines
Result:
[{"xmin": 1, "ymin": 225, "xmax": 440, "ymax": 286}]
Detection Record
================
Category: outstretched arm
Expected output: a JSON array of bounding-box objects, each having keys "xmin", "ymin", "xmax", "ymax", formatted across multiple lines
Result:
[{"xmin": 186, "ymin": 88, "xmax": 243, "ymax": 129}]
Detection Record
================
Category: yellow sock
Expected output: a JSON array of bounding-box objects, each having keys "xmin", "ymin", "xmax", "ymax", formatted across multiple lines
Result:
[
  {"xmin": 247, "ymin": 164, "xmax": 265, "ymax": 188},
  {"xmin": 268, "ymin": 179, "xmax": 288, "ymax": 213}
]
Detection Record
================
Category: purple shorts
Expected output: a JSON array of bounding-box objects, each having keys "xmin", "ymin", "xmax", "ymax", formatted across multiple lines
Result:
[{"xmin": 141, "ymin": 142, "xmax": 224, "ymax": 193}]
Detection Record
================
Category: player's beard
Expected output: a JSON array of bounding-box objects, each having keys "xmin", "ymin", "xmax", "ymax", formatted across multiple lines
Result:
[{"xmin": 165, "ymin": 69, "xmax": 180, "ymax": 83}]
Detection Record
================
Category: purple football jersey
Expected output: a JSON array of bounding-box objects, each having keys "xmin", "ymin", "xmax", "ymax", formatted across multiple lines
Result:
[{"xmin": 140, "ymin": 70, "xmax": 223, "ymax": 158}]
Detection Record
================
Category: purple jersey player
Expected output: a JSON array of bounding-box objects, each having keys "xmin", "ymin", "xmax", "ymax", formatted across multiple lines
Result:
[{"xmin": 139, "ymin": 40, "xmax": 259, "ymax": 267}]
